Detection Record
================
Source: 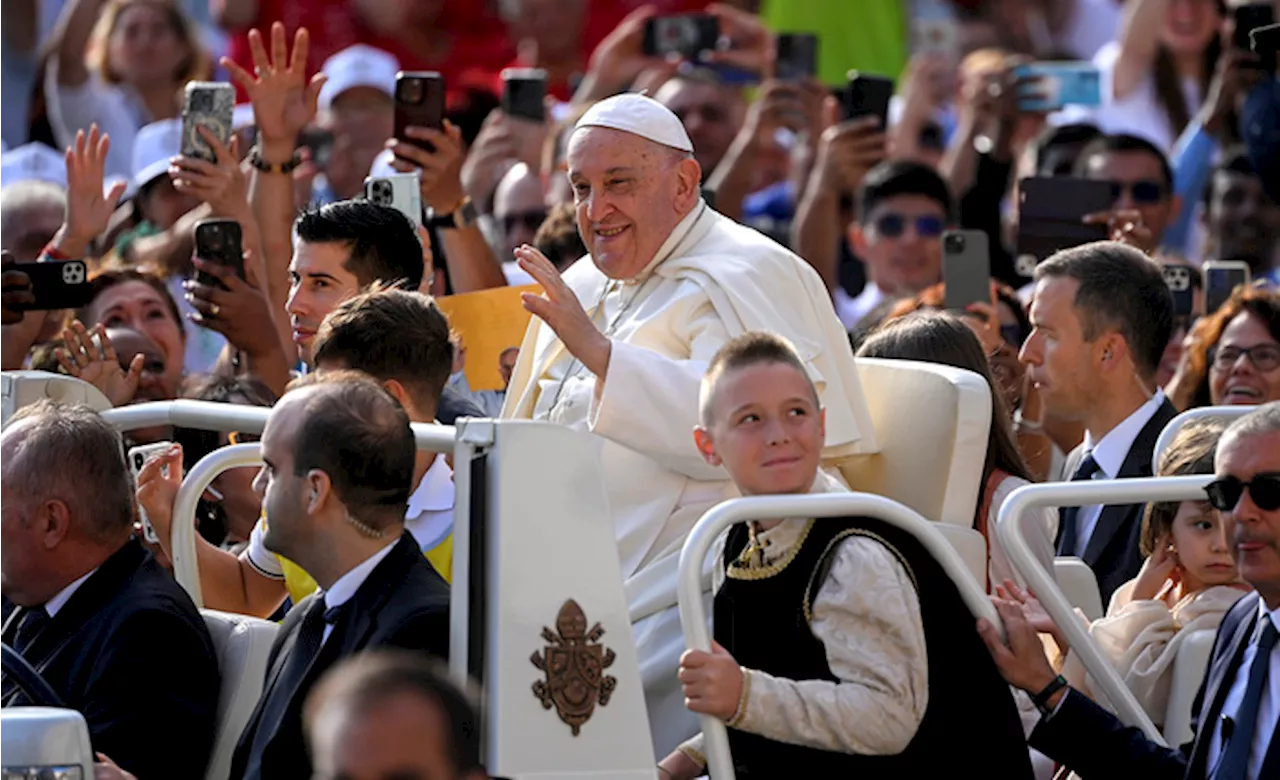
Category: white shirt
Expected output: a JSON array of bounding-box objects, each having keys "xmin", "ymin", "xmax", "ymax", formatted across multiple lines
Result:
[
  {"xmin": 44, "ymin": 568, "xmax": 97, "ymax": 618},
  {"xmin": 1070, "ymin": 389, "xmax": 1165, "ymax": 557},
  {"xmin": 1088, "ymin": 41, "xmax": 1202, "ymax": 152},
  {"xmin": 1206, "ymin": 601, "xmax": 1280, "ymax": 779},
  {"xmin": 43, "ymin": 61, "xmax": 149, "ymax": 180},
  {"xmin": 317, "ymin": 540, "xmax": 398, "ymax": 644},
  {"xmin": 404, "ymin": 454, "xmax": 454, "ymax": 554},
  {"xmin": 834, "ymin": 283, "xmax": 887, "ymax": 331}
]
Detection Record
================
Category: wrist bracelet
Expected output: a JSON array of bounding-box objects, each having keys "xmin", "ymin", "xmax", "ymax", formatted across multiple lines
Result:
[
  {"xmin": 1032, "ymin": 674, "xmax": 1068, "ymax": 714},
  {"xmin": 248, "ymin": 147, "xmax": 302, "ymax": 175},
  {"xmin": 40, "ymin": 242, "xmax": 73, "ymax": 261}
]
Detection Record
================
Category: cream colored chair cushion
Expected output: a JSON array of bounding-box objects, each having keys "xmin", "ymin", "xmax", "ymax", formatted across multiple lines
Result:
[
  {"xmin": 201, "ymin": 609, "xmax": 278, "ymax": 780},
  {"xmin": 1053, "ymin": 557, "xmax": 1104, "ymax": 621},
  {"xmin": 1163, "ymin": 628, "xmax": 1216, "ymax": 745},
  {"xmin": 837, "ymin": 358, "xmax": 993, "ymax": 527}
]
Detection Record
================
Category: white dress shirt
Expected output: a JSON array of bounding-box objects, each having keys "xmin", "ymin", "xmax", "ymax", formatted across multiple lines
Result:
[
  {"xmin": 1070, "ymin": 390, "xmax": 1165, "ymax": 557},
  {"xmin": 43, "ymin": 568, "xmax": 97, "ymax": 618},
  {"xmin": 317, "ymin": 540, "xmax": 398, "ymax": 645},
  {"xmin": 834, "ymin": 283, "xmax": 886, "ymax": 331},
  {"xmin": 404, "ymin": 454, "xmax": 454, "ymax": 554},
  {"xmin": 1206, "ymin": 601, "xmax": 1280, "ymax": 779}
]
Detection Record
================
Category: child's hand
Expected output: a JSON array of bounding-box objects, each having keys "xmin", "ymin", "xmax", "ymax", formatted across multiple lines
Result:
[
  {"xmin": 1133, "ymin": 533, "xmax": 1178, "ymax": 602},
  {"xmin": 678, "ymin": 641, "xmax": 745, "ymax": 722}
]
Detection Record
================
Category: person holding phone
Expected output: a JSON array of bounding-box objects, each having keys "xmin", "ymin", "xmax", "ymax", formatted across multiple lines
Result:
[
  {"xmin": 1075, "ymin": 133, "xmax": 1181, "ymax": 253},
  {"xmin": 311, "ymin": 44, "xmax": 399, "ymax": 205}
]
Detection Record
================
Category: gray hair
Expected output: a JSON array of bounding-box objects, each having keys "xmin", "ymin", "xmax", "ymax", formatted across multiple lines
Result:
[
  {"xmin": 0, "ymin": 181, "xmax": 66, "ymax": 250},
  {"xmin": 3, "ymin": 400, "xmax": 135, "ymax": 542},
  {"xmin": 1221, "ymin": 401, "xmax": 1280, "ymax": 449}
]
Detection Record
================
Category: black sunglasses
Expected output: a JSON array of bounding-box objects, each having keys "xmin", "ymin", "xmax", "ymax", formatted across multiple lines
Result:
[
  {"xmin": 1109, "ymin": 179, "xmax": 1166, "ymax": 205},
  {"xmin": 1204, "ymin": 473, "xmax": 1280, "ymax": 512},
  {"xmin": 874, "ymin": 213, "xmax": 946, "ymax": 239}
]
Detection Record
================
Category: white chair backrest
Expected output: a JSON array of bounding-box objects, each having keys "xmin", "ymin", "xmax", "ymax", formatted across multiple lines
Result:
[
  {"xmin": 1053, "ymin": 557, "xmax": 1104, "ymax": 621},
  {"xmin": 840, "ymin": 358, "xmax": 992, "ymax": 527},
  {"xmin": 1163, "ymin": 628, "xmax": 1217, "ymax": 746},
  {"xmin": 1152, "ymin": 405, "xmax": 1254, "ymax": 472},
  {"xmin": 1, "ymin": 371, "xmax": 111, "ymax": 428},
  {"xmin": 935, "ymin": 524, "xmax": 989, "ymax": 586},
  {"xmin": 201, "ymin": 609, "xmax": 278, "ymax": 780}
]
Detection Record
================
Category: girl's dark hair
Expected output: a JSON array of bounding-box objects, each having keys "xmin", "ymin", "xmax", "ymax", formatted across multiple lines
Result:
[
  {"xmin": 856, "ymin": 310, "xmax": 1034, "ymax": 492},
  {"xmin": 1139, "ymin": 419, "xmax": 1224, "ymax": 556},
  {"xmin": 1150, "ymin": 2, "xmax": 1225, "ymax": 139}
]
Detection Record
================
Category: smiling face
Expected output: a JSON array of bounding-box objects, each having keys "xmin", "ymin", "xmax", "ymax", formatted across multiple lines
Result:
[
  {"xmin": 1209, "ymin": 310, "xmax": 1280, "ymax": 405},
  {"xmin": 107, "ymin": 2, "xmax": 188, "ymax": 88},
  {"xmin": 286, "ymin": 240, "xmax": 363, "ymax": 365},
  {"xmin": 695, "ymin": 361, "xmax": 825, "ymax": 497},
  {"xmin": 84, "ymin": 280, "xmax": 185, "ymax": 391},
  {"xmin": 566, "ymin": 127, "xmax": 702, "ymax": 280},
  {"xmin": 1216, "ymin": 429, "xmax": 1280, "ymax": 605},
  {"xmin": 851, "ymin": 194, "xmax": 947, "ymax": 297},
  {"xmin": 1159, "ymin": 0, "xmax": 1221, "ymax": 57}
]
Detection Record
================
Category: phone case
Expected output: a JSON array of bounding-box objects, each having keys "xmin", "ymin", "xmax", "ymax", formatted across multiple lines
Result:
[
  {"xmin": 942, "ymin": 231, "xmax": 992, "ymax": 311},
  {"xmin": 843, "ymin": 73, "xmax": 894, "ymax": 123},
  {"xmin": 395, "ymin": 72, "xmax": 446, "ymax": 153},
  {"xmin": 194, "ymin": 220, "xmax": 244, "ymax": 290},
  {"xmin": 129, "ymin": 441, "xmax": 175, "ymax": 544},
  {"xmin": 1015, "ymin": 63, "xmax": 1101, "ymax": 111},
  {"xmin": 1015, "ymin": 177, "xmax": 1113, "ymax": 273},
  {"xmin": 182, "ymin": 82, "xmax": 235, "ymax": 163},
  {"xmin": 776, "ymin": 33, "xmax": 818, "ymax": 80},
  {"xmin": 1161, "ymin": 265, "xmax": 1197, "ymax": 317},
  {"xmin": 1204, "ymin": 262, "xmax": 1251, "ymax": 314},
  {"xmin": 12, "ymin": 259, "xmax": 93, "ymax": 312},
  {"xmin": 644, "ymin": 15, "xmax": 720, "ymax": 58},
  {"xmin": 502, "ymin": 68, "xmax": 547, "ymax": 122},
  {"xmin": 365, "ymin": 172, "xmax": 423, "ymax": 227}
]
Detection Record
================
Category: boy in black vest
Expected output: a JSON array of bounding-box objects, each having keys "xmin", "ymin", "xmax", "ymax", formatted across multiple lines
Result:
[{"xmin": 657, "ymin": 331, "xmax": 1033, "ymax": 779}]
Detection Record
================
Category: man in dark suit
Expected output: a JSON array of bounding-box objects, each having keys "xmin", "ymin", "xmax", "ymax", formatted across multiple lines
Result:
[
  {"xmin": 979, "ymin": 402, "xmax": 1280, "ymax": 779},
  {"xmin": 230, "ymin": 373, "xmax": 450, "ymax": 780},
  {"xmin": 0, "ymin": 401, "xmax": 219, "ymax": 778},
  {"xmin": 1020, "ymin": 240, "xmax": 1177, "ymax": 604}
]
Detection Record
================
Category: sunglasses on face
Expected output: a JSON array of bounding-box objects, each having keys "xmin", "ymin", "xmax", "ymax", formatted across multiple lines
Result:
[
  {"xmin": 1210, "ymin": 343, "xmax": 1280, "ymax": 372},
  {"xmin": 1109, "ymin": 180, "xmax": 1166, "ymax": 205},
  {"xmin": 501, "ymin": 210, "xmax": 548, "ymax": 234},
  {"xmin": 873, "ymin": 213, "xmax": 946, "ymax": 239},
  {"xmin": 1205, "ymin": 473, "xmax": 1280, "ymax": 512}
]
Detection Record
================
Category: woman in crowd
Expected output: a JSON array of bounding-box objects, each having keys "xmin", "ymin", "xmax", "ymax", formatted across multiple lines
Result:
[
  {"xmin": 45, "ymin": 0, "xmax": 207, "ymax": 180},
  {"xmin": 1008, "ymin": 420, "xmax": 1248, "ymax": 728},
  {"xmin": 73, "ymin": 267, "xmax": 186, "ymax": 394},
  {"xmin": 1168, "ymin": 286, "xmax": 1280, "ymax": 409},
  {"xmin": 1092, "ymin": 0, "xmax": 1224, "ymax": 151},
  {"xmin": 856, "ymin": 310, "xmax": 1057, "ymax": 590}
]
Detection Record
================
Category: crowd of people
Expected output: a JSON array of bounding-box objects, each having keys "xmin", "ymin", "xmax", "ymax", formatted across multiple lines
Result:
[{"xmin": 2, "ymin": 0, "xmax": 1279, "ymax": 778}]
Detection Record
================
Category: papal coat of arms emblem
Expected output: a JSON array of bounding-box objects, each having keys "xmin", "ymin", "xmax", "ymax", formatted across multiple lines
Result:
[{"xmin": 531, "ymin": 599, "xmax": 617, "ymax": 735}]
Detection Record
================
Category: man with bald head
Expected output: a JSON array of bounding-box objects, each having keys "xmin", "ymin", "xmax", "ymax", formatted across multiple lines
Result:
[
  {"xmin": 503, "ymin": 93, "xmax": 875, "ymax": 755},
  {"xmin": 231, "ymin": 373, "xmax": 450, "ymax": 780},
  {"xmin": 493, "ymin": 162, "xmax": 548, "ymax": 275}
]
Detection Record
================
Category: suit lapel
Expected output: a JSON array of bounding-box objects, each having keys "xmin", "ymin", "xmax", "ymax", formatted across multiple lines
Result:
[
  {"xmin": 1080, "ymin": 399, "xmax": 1177, "ymax": 565},
  {"xmin": 334, "ymin": 533, "xmax": 419, "ymax": 651},
  {"xmin": 1189, "ymin": 593, "xmax": 1260, "ymax": 774}
]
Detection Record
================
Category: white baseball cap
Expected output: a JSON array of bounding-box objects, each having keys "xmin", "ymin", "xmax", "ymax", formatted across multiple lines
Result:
[
  {"xmin": 130, "ymin": 118, "xmax": 182, "ymax": 197},
  {"xmin": 319, "ymin": 44, "xmax": 399, "ymax": 111},
  {"xmin": 573, "ymin": 93, "xmax": 694, "ymax": 153},
  {"xmin": 0, "ymin": 143, "xmax": 67, "ymax": 189},
  {"xmin": 233, "ymin": 103, "xmax": 256, "ymax": 130}
]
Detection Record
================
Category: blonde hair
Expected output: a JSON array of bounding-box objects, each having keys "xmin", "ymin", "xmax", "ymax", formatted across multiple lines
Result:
[{"xmin": 86, "ymin": 0, "xmax": 208, "ymax": 86}]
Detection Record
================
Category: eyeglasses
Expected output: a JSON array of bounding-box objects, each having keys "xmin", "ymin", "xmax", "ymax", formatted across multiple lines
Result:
[
  {"xmin": 1109, "ymin": 180, "xmax": 1166, "ymax": 205},
  {"xmin": 873, "ymin": 213, "xmax": 946, "ymax": 239},
  {"xmin": 501, "ymin": 210, "xmax": 548, "ymax": 234},
  {"xmin": 228, "ymin": 431, "xmax": 260, "ymax": 445},
  {"xmin": 1205, "ymin": 473, "xmax": 1280, "ymax": 511},
  {"xmin": 1210, "ymin": 343, "xmax": 1280, "ymax": 372}
]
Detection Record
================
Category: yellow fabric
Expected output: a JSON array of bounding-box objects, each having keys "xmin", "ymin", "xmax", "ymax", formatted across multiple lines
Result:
[{"xmin": 280, "ymin": 533, "xmax": 454, "ymax": 605}]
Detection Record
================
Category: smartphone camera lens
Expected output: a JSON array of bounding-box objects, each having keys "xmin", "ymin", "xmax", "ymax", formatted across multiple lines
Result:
[
  {"xmin": 944, "ymin": 233, "xmax": 966, "ymax": 254},
  {"xmin": 397, "ymin": 79, "xmax": 424, "ymax": 104}
]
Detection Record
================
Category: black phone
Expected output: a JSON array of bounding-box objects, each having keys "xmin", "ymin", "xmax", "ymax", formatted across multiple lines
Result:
[
  {"xmin": 775, "ymin": 33, "xmax": 818, "ymax": 80},
  {"xmin": 395, "ymin": 72, "xmax": 446, "ymax": 154},
  {"xmin": 1161, "ymin": 264, "xmax": 1197, "ymax": 317},
  {"xmin": 1204, "ymin": 261, "xmax": 1251, "ymax": 314},
  {"xmin": 10, "ymin": 259, "xmax": 93, "ymax": 311},
  {"xmin": 194, "ymin": 219, "xmax": 244, "ymax": 291},
  {"xmin": 502, "ymin": 68, "xmax": 547, "ymax": 123},
  {"xmin": 642, "ymin": 14, "xmax": 720, "ymax": 59},
  {"xmin": 942, "ymin": 230, "xmax": 992, "ymax": 312},
  {"xmin": 1015, "ymin": 176, "xmax": 1113, "ymax": 276},
  {"xmin": 843, "ymin": 72, "xmax": 894, "ymax": 125}
]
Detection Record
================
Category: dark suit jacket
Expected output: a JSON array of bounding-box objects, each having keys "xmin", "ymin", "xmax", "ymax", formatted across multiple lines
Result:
[
  {"xmin": 230, "ymin": 532, "xmax": 450, "ymax": 780},
  {"xmin": 1059, "ymin": 397, "xmax": 1179, "ymax": 605},
  {"xmin": 1, "ymin": 538, "xmax": 220, "ymax": 779},
  {"xmin": 1030, "ymin": 591, "xmax": 1279, "ymax": 779}
]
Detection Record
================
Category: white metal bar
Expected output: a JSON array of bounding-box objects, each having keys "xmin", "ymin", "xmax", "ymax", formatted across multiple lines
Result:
[
  {"xmin": 1152, "ymin": 406, "xmax": 1251, "ymax": 473},
  {"xmin": 996, "ymin": 476, "xmax": 1214, "ymax": 745},
  {"xmin": 678, "ymin": 493, "xmax": 1000, "ymax": 780},
  {"xmin": 170, "ymin": 444, "xmax": 263, "ymax": 607}
]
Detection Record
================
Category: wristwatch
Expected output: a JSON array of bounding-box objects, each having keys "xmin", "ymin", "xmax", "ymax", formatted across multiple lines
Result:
[{"xmin": 428, "ymin": 196, "xmax": 478, "ymax": 230}]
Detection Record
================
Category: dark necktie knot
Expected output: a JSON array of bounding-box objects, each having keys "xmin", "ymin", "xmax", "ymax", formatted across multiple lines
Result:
[
  {"xmin": 322, "ymin": 603, "xmax": 346, "ymax": 625},
  {"xmin": 11, "ymin": 607, "xmax": 50, "ymax": 654},
  {"xmin": 1073, "ymin": 453, "xmax": 1101, "ymax": 482}
]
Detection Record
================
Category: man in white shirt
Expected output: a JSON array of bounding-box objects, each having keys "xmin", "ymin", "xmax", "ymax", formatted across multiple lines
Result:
[
  {"xmin": 835, "ymin": 160, "xmax": 952, "ymax": 331},
  {"xmin": 502, "ymin": 93, "xmax": 877, "ymax": 756},
  {"xmin": 980, "ymin": 401, "xmax": 1280, "ymax": 780},
  {"xmin": 1020, "ymin": 240, "xmax": 1178, "ymax": 604},
  {"xmin": 231, "ymin": 374, "xmax": 449, "ymax": 780}
]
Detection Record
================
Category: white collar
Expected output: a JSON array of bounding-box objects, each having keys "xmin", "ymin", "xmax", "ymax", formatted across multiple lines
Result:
[
  {"xmin": 1259, "ymin": 598, "xmax": 1280, "ymax": 635},
  {"xmin": 320, "ymin": 539, "xmax": 398, "ymax": 612},
  {"xmin": 623, "ymin": 199, "xmax": 707, "ymax": 285},
  {"xmin": 407, "ymin": 454, "xmax": 454, "ymax": 517},
  {"xmin": 1082, "ymin": 389, "xmax": 1166, "ymax": 478},
  {"xmin": 44, "ymin": 567, "xmax": 97, "ymax": 618}
]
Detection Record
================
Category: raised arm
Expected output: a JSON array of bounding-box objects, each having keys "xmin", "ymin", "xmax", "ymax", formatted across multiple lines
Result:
[
  {"xmin": 1110, "ymin": 0, "xmax": 1170, "ymax": 101},
  {"xmin": 48, "ymin": 0, "xmax": 109, "ymax": 88}
]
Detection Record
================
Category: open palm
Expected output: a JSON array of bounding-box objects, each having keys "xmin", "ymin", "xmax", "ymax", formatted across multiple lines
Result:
[
  {"xmin": 56, "ymin": 321, "xmax": 143, "ymax": 407},
  {"xmin": 222, "ymin": 24, "xmax": 325, "ymax": 145}
]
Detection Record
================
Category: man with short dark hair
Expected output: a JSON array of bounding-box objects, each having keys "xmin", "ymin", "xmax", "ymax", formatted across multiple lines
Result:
[
  {"xmin": 654, "ymin": 69, "xmax": 747, "ymax": 177},
  {"xmin": 1020, "ymin": 240, "xmax": 1178, "ymax": 603},
  {"xmin": 1200, "ymin": 148, "xmax": 1280, "ymax": 278},
  {"xmin": 1075, "ymin": 133, "xmax": 1180, "ymax": 246},
  {"xmin": 838, "ymin": 160, "xmax": 953, "ymax": 329},
  {"xmin": 230, "ymin": 375, "xmax": 450, "ymax": 780},
  {"xmin": 305, "ymin": 651, "xmax": 486, "ymax": 780},
  {"xmin": 1, "ymin": 401, "xmax": 219, "ymax": 779}
]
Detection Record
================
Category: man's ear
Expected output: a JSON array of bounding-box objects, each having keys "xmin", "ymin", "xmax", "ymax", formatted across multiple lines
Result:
[
  {"xmin": 693, "ymin": 426, "xmax": 721, "ymax": 467},
  {"xmin": 306, "ymin": 470, "xmax": 333, "ymax": 515},
  {"xmin": 674, "ymin": 157, "xmax": 703, "ymax": 211},
  {"xmin": 382, "ymin": 379, "xmax": 416, "ymax": 417},
  {"xmin": 1096, "ymin": 331, "xmax": 1129, "ymax": 373},
  {"xmin": 38, "ymin": 500, "xmax": 73, "ymax": 550},
  {"xmin": 848, "ymin": 222, "xmax": 868, "ymax": 256},
  {"xmin": 818, "ymin": 406, "xmax": 827, "ymax": 443}
]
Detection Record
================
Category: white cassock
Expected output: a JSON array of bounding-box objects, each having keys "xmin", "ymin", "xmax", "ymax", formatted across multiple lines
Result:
[{"xmin": 502, "ymin": 199, "xmax": 878, "ymax": 758}]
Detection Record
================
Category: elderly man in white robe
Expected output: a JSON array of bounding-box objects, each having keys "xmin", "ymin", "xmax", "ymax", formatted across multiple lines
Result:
[{"xmin": 502, "ymin": 93, "xmax": 878, "ymax": 757}]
